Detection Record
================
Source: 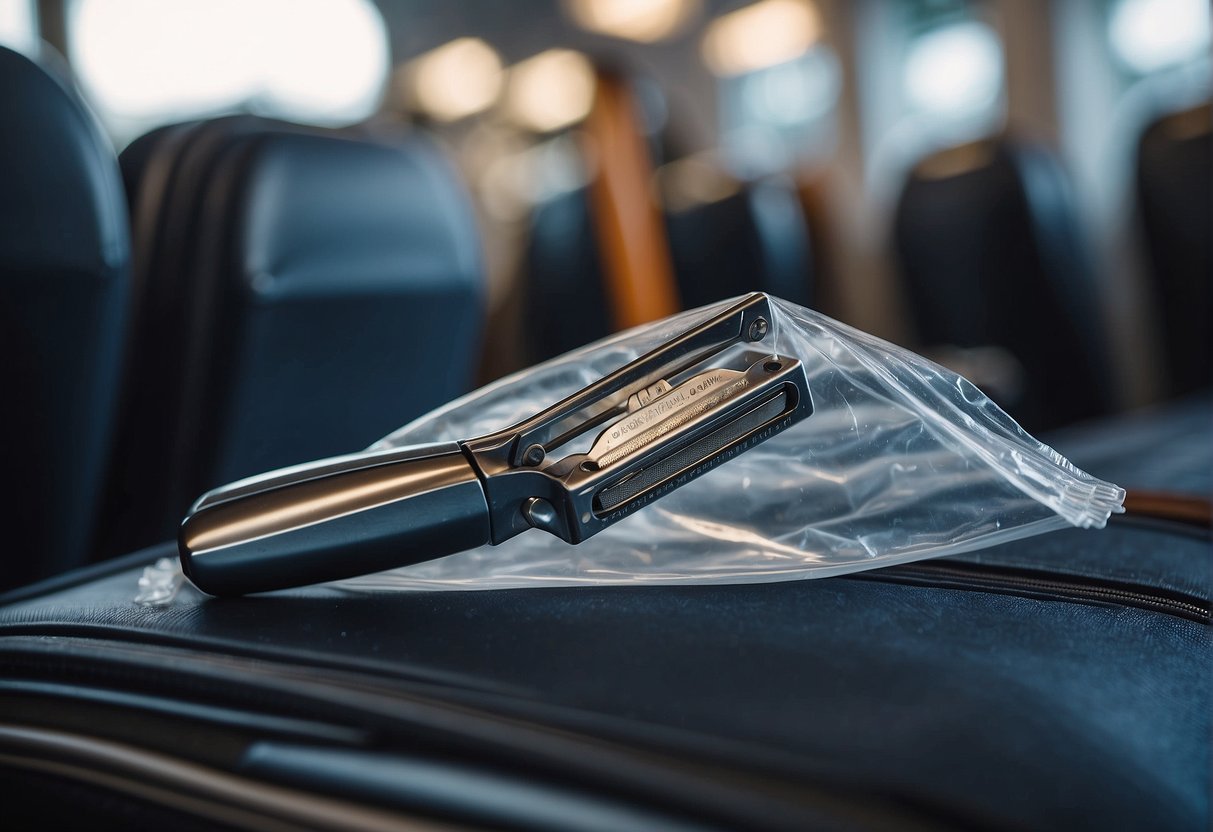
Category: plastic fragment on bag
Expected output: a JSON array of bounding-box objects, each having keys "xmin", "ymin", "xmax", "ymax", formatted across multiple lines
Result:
[
  {"xmin": 135, "ymin": 557, "xmax": 188, "ymax": 606},
  {"xmin": 328, "ymin": 295, "xmax": 1124, "ymax": 592}
]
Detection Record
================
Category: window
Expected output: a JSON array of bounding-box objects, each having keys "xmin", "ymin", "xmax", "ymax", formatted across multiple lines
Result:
[
  {"xmin": 702, "ymin": 0, "xmax": 840, "ymax": 177},
  {"xmin": 1107, "ymin": 0, "xmax": 1211, "ymax": 77},
  {"xmin": 903, "ymin": 19, "xmax": 1003, "ymax": 122},
  {"xmin": 857, "ymin": 0, "xmax": 1006, "ymax": 199},
  {"xmin": 0, "ymin": 0, "xmax": 37, "ymax": 56},
  {"xmin": 69, "ymin": 0, "xmax": 389, "ymax": 141}
]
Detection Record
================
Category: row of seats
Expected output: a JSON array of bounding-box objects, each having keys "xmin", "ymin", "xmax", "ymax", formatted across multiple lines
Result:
[
  {"xmin": 895, "ymin": 112, "xmax": 1210, "ymax": 427},
  {"xmin": 523, "ymin": 95, "xmax": 1209, "ymax": 433},
  {"xmin": 521, "ymin": 132, "xmax": 1100, "ymax": 429},
  {"xmin": 0, "ymin": 47, "xmax": 485, "ymax": 589}
]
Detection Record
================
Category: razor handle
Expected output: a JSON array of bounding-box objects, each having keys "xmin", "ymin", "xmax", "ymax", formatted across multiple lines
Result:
[{"xmin": 179, "ymin": 443, "xmax": 491, "ymax": 596}]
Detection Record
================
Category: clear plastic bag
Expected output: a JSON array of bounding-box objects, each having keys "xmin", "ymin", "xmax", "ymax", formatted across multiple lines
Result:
[{"xmin": 339, "ymin": 295, "xmax": 1124, "ymax": 591}]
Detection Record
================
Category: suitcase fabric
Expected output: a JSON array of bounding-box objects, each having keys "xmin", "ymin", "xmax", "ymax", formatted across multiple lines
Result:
[{"xmin": 1, "ymin": 399, "xmax": 1209, "ymax": 831}]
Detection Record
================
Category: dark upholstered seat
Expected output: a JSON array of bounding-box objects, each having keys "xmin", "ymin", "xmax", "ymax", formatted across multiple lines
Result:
[
  {"xmin": 524, "ymin": 176, "xmax": 814, "ymax": 362},
  {"xmin": 97, "ymin": 119, "xmax": 485, "ymax": 556},
  {"xmin": 0, "ymin": 47, "xmax": 131, "ymax": 589},
  {"xmin": 893, "ymin": 137, "xmax": 1113, "ymax": 430},
  {"xmin": 1135, "ymin": 102, "xmax": 1211, "ymax": 397}
]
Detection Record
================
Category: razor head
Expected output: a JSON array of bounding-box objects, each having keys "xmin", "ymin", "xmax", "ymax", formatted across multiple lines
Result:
[
  {"xmin": 465, "ymin": 294, "xmax": 813, "ymax": 546},
  {"xmin": 591, "ymin": 365, "xmax": 795, "ymax": 514},
  {"xmin": 586, "ymin": 366, "xmax": 753, "ymax": 471},
  {"xmin": 567, "ymin": 353, "xmax": 810, "ymax": 534}
]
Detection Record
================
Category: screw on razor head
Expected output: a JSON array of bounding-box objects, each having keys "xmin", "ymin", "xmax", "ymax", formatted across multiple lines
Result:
[{"xmin": 748, "ymin": 317, "xmax": 768, "ymax": 341}]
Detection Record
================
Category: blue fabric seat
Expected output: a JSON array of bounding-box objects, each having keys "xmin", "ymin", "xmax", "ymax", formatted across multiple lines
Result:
[
  {"xmin": 893, "ymin": 137, "xmax": 1113, "ymax": 430},
  {"xmin": 667, "ymin": 176, "xmax": 814, "ymax": 311},
  {"xmin": 97, "ymin": 119, "xmax": 486, "ymax": 556},
  {"xmin": 524, "ymin": 176, "xmax": 814, "ymax": 362},
  {"xmin": 1135, "ymin": 102, "xmax": 1211, "ymax": 397},
  {"xmin": 0, "ymin": 47, "xmax": 130, "ymax": 589}
]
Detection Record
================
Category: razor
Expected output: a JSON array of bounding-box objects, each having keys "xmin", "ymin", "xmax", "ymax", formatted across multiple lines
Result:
[{"xmin": 178, "ymin": 293, "xmax": 813, "ymax": 595}]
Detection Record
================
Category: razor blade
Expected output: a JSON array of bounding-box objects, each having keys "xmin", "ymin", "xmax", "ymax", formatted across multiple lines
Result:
[{"xmin": 179, "ymin": 293, "xmax": 813, "ymax": 595}]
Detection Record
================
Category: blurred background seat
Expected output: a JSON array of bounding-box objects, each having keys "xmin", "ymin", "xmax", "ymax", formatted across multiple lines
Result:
[
  {"xmin": 96, "ymin": 118, "xmax": 486, "ymax": 557},
  {"xmin": 523, "ymin": 186, "xmax": 613, "ymax": 362},
  {"xmin": 1134, "ymin": 101, "xmax": 1211, "ymax": 397},
  {"xmin": 524, "ymin": 169, "xmax": 816, "ymax": 363},
  {"xmin": 523, "ymin": 67, "xmax": 814, "ymax": 361},
  {"xmin": 892, "ymin": 136, "xmax": 1114, "ymax": 431},
  {"xmin": 666, "ymin": 174, "xmax": 814, "ymax": 311},
  {"xmin": 0, "ymin": 46, "xmax": 130, "ymax": 590},
  {"xmin": 522, "ymin": 67, "xmax": 679, "ymax": 363}
]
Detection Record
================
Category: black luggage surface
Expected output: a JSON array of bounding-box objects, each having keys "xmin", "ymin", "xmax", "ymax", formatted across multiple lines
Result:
[{"xmin": 0, "ymin": 399, "xmax": 1209, "ymax": 830}]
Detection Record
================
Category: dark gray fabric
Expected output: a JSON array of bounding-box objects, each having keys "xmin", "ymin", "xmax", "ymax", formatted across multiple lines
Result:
[
  {"xmin": 1, "ymin": 401, "xmax": 1208, "ymax": 829},
  {"xmin": 1042, "ymin": 393, "xmax": 1212, "ymax": 496},
  {"xmin": 1, "ymin": 517, "xmax": 1207, "ymax": 830}
]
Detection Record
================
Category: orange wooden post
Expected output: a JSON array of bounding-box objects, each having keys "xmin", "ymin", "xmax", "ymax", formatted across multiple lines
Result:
[{"xmin": 582, "ymin": 70, "xmax": 681, "ymax": 330}]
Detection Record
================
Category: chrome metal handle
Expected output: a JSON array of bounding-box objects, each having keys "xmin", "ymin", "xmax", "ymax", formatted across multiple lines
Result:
[{"xmin": 178, "ymin": 442, "xmax": 490, "ymax": 596}]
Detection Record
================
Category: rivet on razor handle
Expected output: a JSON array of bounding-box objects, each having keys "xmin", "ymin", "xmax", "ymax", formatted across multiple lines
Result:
[{"xmin": 179, "ymin": 293, "xmax": 813, "ymax": 596}]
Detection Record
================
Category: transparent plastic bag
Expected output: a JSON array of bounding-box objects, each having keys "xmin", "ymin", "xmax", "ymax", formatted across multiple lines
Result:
[{"xmin": 338, "ymin": 295, "xmax": 1124, "ymax": 591}]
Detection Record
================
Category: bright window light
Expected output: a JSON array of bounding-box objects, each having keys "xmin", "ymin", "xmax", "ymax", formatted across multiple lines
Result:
[
  {"xmin": 479, "ymin": 134, "xmax": 589, "ymax": 221},
  {"xmin": 256, "ymin": 0, "xmax": 389, "ymax": 120},
  {"xmin": 656, "ymin": 153, "xmax": 740, "ymax": 212},
  {"xmin": 903, "ymin": 20, "xmax": 1004, "ymax": 118},
  {"xmin": 741, "ymin": 47, "xmax": 839, "ymax": 127},
  {"xmin": 1108, "ymin": 0, "xmax": 1211, "ymax": 75},
  {"xmin": 564, "ymin": 0, "xmax": 700, "ymax": 44},
  {"xmin": 0, "ymin": 0, "xmax": 37, "ymax": 56},
  {"xmin": 405, "ymin": 37, "xmax": 503, "ymax": 122},
  {"xmin": 505, "ymin": 49, "xmax": 596, "ymax": 133},
  {"xmin": 702, "ymin": 0, "xmax": 822, "ymax": 77},
  {"xmin": 70, "ymin": 0, "xmax": 388, "ymax": 125},
  {"xmin": 717, "ymin": 46, "xmax": 839, "ymax": 177}
]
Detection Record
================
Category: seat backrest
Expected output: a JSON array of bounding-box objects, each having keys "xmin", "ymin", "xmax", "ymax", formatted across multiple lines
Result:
[
  {"xmin": 523, "ymin": 188, "xmax": 614, "ymax": 363},
  {"xmin": 524, "ymin": 175, "xmax": 814, "ymax": 363},
  {"xmin": 1135, "ymin": 102, "xmax": 1212, "ymax": 397},
  {"xmin": 98, "ymin": 120, "xmax": 485, "ymax": 556},
  {"xmin": 522, "ymin": 68, "xmax": 681, "ymax": 364},
  {"xmin": 0, "ymin": 47, "xmax": 131, "ymax": 588},
  {"xmin": 667, "ymin": 177, "xmax": 814, "ymax": 310},
  {"xmin": 892, "ymin": 137, "xmax": 1112, "ymax": 431},
  {"xmin": 98, "ymin": 117, "xmax": 302, "ymax": 557}
]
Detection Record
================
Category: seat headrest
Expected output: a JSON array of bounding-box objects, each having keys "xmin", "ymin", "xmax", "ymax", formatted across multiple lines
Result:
[
  {"xmin": 234, "ymin": 132, "xmax": 482, "ymax": 296},
  {"xmin": 0, "ymin": 46, "xmax": 126, "ymax": 277}
]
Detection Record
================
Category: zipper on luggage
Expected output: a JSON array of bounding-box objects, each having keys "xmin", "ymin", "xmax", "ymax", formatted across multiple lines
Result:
[{"xmin": 854, "ymin": 561, "xmax": 1211, "ymax": 623}]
